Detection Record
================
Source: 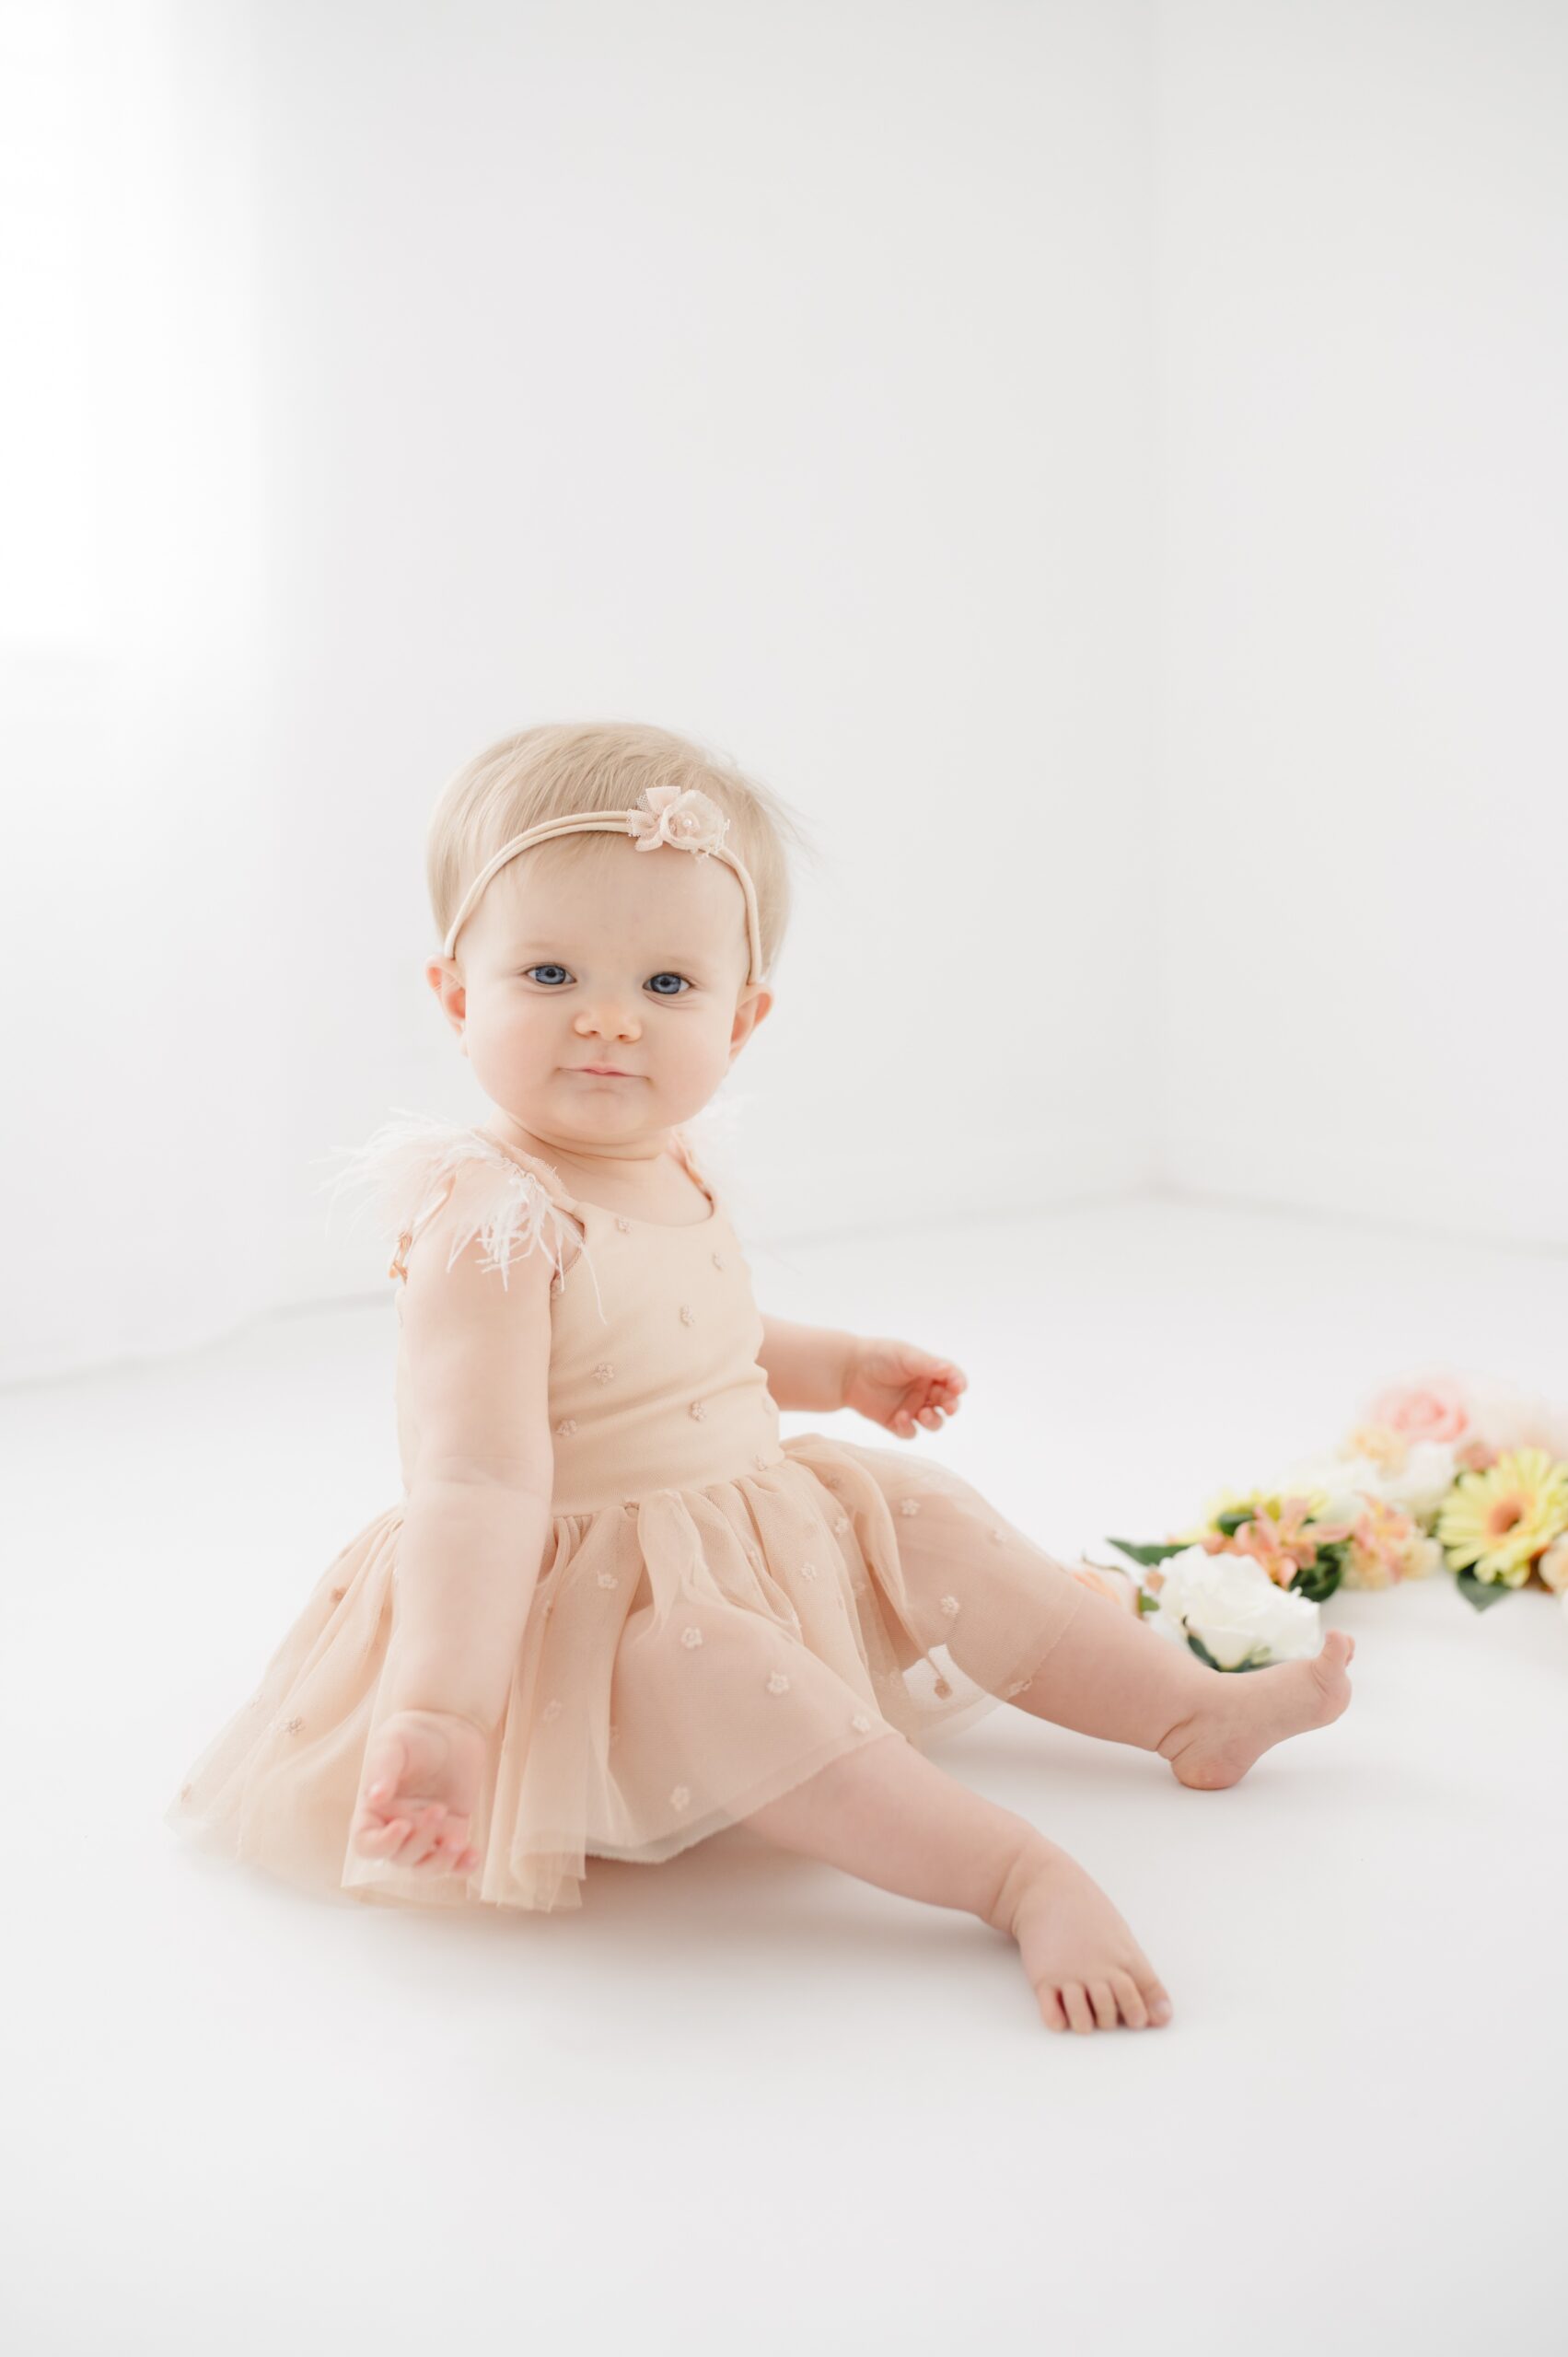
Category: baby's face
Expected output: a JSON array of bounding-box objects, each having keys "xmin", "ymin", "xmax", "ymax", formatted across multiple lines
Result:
[{"xmin": 429, "ymin": 834, "xmax": 771, "ymax": 1151}]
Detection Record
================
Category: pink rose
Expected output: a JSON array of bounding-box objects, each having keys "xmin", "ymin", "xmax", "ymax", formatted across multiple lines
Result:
[{"xmin": 1365, "ymin": 1376, "xmax": 1471, "ymax": 1447}]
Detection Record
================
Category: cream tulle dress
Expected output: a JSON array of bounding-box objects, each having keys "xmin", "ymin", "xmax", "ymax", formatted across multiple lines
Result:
[{"xmin": 164, "ymin": 1114, "xmax": 1092, "ymax": 1913}]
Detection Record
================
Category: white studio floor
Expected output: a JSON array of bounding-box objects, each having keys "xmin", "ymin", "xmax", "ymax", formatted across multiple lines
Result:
[{"xmin": 6, "ymin": 1188, "xmax": 1566, "ymax": 2357}]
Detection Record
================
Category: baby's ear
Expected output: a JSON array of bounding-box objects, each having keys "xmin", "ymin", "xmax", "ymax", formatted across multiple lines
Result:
[
  {"xmin": 731, "ymin": 986, "xmax": 773, "ymax": 1053},
  {"xmin": 425, "ymin": 957, "xmax": 466, "ymax": 1040}
]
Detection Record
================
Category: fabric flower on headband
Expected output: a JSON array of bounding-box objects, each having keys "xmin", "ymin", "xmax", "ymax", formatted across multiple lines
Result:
[{"xmin": 627, "ymin": 784, "xmax": 729, "ymax": 856}]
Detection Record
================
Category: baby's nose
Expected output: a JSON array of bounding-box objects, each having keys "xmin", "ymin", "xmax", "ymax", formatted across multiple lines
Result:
[{"xmin": 575, "ymin": 1003, "xmax": 642, "ymax": 1039}]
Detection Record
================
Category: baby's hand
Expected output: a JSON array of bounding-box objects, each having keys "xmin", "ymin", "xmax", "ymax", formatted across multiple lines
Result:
[
  {"xmin": 350, "ymin": 1708, "xmax": 488, "ymax": 1876},
  {"xmin": 842, "ymin": 1338, "xmax": 967, "ymax": 1440}
]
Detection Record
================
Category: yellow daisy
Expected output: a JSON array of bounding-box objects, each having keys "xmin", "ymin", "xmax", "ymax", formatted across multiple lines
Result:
[{"xmin": 1434, "ymin": 1446, "xmax": 1568, "ymax": 1585}]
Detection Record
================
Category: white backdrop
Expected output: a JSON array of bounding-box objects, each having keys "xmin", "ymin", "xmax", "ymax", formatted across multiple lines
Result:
[{"xmin": 4, "ymin": 0, "xmax": 1562, "ymax": 1387}]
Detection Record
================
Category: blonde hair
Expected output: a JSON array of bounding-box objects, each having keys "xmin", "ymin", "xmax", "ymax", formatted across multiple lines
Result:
[{"xmin": 427, "ymin": 722, "xmax": 815, "ymax": 982}]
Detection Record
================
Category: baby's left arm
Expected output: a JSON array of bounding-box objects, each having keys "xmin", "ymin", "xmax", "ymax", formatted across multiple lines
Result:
[{"xmin": 758, "ymin": 1314, "xmax": 967, "ymax": 1440}]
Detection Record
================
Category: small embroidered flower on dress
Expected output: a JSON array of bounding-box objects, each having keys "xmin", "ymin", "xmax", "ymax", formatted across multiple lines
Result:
[
  {"xmin": 933, "ymin": 1676, "xmax": 953, "ymax": 1700},
  {"xmin": 281, "ymin": 1715, "xmax": 304, "ymax": 1735},
  {"xmin": 833, "ymin": 1515, "xmax": 850, "ymax": 1534},
  {"xmin": 542, "ymin": 1699, "xmax": 563, "ymax": 1724},
  {"xmin": 679, "ymin": 1304, "xmax": 695, "ymax": 1325},
  {"xmin": 711, "ymin": 1251, "xmax": 725, "ymax": 1270},
  {"xmin": 329, "ymin": 1585, "xmax": 345, "ymax": 1603},
  {"xmin": 680, "ymin": 1625, "xmax": 703, "ymax": 1648},
  {"xmin": 989, "ymin": 1527, "xmax": 1005, "ymax": 1543},
  {"xmin": 851, "ymin": 1714, "xmax": 872, "ymax": 1734},
  {"xmin": 557, "ymin": 1419, "xmax": 578, "ymax": 1437},
  {"xmin": 615, "ymin": 1215, "xmax": 632, "ymax": 1232},
  {"xmin": 900, "ymin": 1498, "xmax": 921, "ymax": 1516},
  {"xmin": 799, "ymin": 1560, "xmax": 819, "ymax": 1580},
  {"xmin": 670, "ymin": 1783, "xmax": 691, "ymax": 1810},
  {"xmin": 597, "ymin": 1571, "xmax": 619, "ymax": 1588},
  {"xmin": 766, "ymin": 1671, "xmax": 791, "ymax": 1696},
  {"xmin": 938, "ymin": 1594, "xmax": 960, "ymax": 1619},
  {"xmin": 593, "ymin": 1363, "xmax": 615, "ymax": 1384},
  {"xmin": 690, "ymin": 1400, "xmax": 708, "ymax": 1421},
  {"xmin": 1005, "ymin": 1676, "xmax": 1034, "ymax": 1698}
]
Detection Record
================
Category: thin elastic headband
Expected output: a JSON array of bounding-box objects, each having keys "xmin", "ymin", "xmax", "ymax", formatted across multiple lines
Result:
[{"xmin": 442, "ymin": 785, "xmax": 764, "ymax": 984}]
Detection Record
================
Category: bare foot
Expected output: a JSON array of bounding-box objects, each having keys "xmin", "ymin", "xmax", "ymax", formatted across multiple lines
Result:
[
  {"xmin": 987, "ymin": 1837, "xmax": 1174, "ymax": 2033},
  {"xmin": 350, "ymin": 1708, "xmax": 488, "ymax": 1876},
  {"xmin": 1158, "ymin": 1630, "xmax": 1356, "ymax": 1791}
]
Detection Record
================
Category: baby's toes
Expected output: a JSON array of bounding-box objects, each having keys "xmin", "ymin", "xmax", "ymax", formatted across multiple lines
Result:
[
  {"xmin": 1140, "ymin": 1970, "xmax": 1174, "ymax": 2026},
  {"xmin": 1061, "ymin": 1983, "xmax": 1096, "ymax": 2035},
  {"xmin": 1035, "ymin": 1983, "xmax": 1068, "ymax": 2033},
  {"xmin": 1110, "ymin": 1969, "xmax": 1148, "ymax": 2028},
  {"xmin": 1087, "ymin": 1980, "xmax": 1120, "ymax": 2030}
]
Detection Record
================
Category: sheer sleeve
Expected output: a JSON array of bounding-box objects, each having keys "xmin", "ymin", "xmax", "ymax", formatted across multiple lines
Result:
[{"xmin": 316, "ymin": 1110, "xmax": 590, "ymax": 1295}]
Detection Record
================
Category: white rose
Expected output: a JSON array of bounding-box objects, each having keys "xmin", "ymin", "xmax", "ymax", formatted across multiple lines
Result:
[
  {"xmin": 1272, "ymin": 1444, "xmax": 1457, "ymax": 1529},
  {"xmin": 1269, "ymin": 1455, "xmax": 1382, "ymax": 1529},
  {"xmin": 1376, "ymin": 1439, "xmax": 1458, "ymax": 1524},
  {"xmin": 1148, "ymin": 1543, "xmax": 1322, "ymax": 1671}
]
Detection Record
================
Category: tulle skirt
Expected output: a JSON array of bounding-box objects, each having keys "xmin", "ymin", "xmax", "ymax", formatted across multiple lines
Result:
[{"xmin": 165, "ymin": 1434, "xmax": 1092, "ymax": 1913}]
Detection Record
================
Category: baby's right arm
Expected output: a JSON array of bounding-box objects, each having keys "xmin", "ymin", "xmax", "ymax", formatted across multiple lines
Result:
[{"xmin": 378, "ymin": 1160, "xmax": 556, "ymax": 1736}]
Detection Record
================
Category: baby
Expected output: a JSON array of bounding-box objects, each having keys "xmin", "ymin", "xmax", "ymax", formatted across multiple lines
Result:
[{"xmin": 166, "ymin": 721, "xmax": 1354, "ymax": 2035}]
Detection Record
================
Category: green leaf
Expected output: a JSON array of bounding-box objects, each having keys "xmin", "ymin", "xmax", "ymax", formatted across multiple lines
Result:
[
  {"xmin": 1214, "ymin": 1509, "xmax": 1255, "ymax": 1537},
  {"xmin": 1291, "ymin": 1544, "xmax": 1344, "ymax": 1605},
  {"xmin": 1184, "ymin": 1631, "xmax": 1266, "ymax": 1674},
  {"xmin": 1454, "ymin": 1566, "xmax": 1514, "ymax": 1613},
  {"xmin": 1105, "ymin": 1535, "xmax": 1192, "ymax": 1568},
  {"xmin": 1135, "ymin": 1587, "xmax": 1162, "ymax": 1616}
]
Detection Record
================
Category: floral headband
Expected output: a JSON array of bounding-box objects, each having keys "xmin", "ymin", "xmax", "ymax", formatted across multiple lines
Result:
[{"xmin": 441, "ymin": 784, "xmax": 765, "ymax": 982}]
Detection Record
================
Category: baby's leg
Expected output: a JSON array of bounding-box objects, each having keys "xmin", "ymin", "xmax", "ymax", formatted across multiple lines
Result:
[
  {"xmin": 803, "ymin": 1442, "xmax": 1350, "ymax": 1785},
  {"xmin": 1009, "ymin": 1585, "xmax": 1355, "ymax": 1789},
  {"xmin": 738, "ymin": 1730, "xmax": 1173, "ymax": 2033}
]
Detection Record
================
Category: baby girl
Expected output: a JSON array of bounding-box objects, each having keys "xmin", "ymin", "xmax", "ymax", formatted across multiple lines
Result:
[{"xmin": 165, "ymin": 721, "xmax": 1354, "ymax": 2034}]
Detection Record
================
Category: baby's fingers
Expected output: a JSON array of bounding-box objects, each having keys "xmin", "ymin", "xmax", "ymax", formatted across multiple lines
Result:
[
  {"xmin": 362, "ymin": 1731, "xmax": 410, "ymax": 1807},
  {"xmin": 401, "ymin": 1805, "xmax": 455, "ymax": 1868},
  {"xmin": 354, "ymin": 1812, "xmax": 417, "ymax": 1859}
]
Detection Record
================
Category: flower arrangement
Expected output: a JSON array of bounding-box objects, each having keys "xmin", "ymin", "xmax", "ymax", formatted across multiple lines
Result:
[{"xmin": 1074, "ymin": 1373, "xmax": 1568, "ymax": 1670}]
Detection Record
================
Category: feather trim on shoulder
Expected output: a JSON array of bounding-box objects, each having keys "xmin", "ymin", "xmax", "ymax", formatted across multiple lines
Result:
[{"xmin": 314, "ymin": 1109, "xmax": 607, "ymax": 1320}]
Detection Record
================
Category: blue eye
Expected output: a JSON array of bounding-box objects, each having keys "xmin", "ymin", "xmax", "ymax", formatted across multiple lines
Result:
[{"xmin": 522, "ymin": 964, "xmax": 691, "ymax": 996}]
